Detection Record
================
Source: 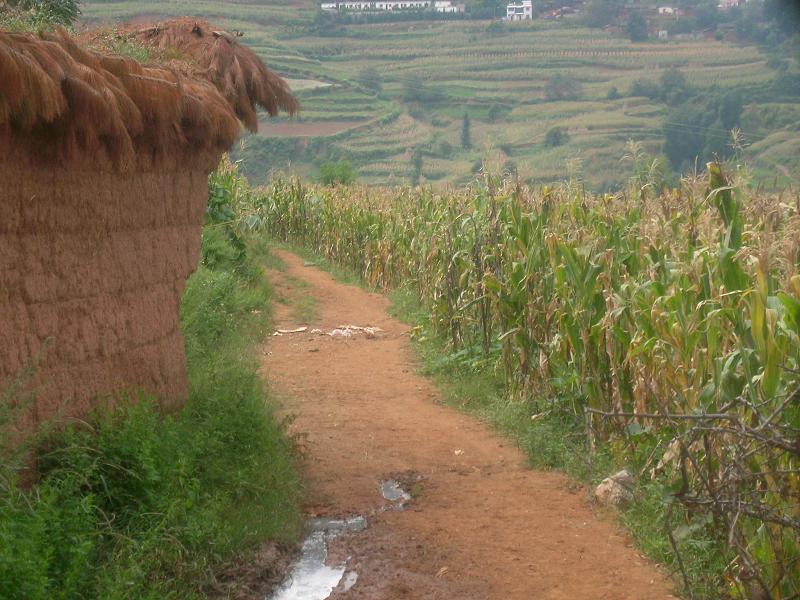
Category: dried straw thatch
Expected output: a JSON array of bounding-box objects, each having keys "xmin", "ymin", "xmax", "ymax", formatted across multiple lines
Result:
[
  {"xmin": 0, "ymin": 20, "xmax": 296, "ymax": 171},
  {"xmin": 130, "ymin": 18, "xmax": 299, "ymax": 131}
]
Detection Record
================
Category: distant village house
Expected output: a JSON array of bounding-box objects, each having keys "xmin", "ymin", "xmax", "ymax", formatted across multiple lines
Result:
[
  {"xmin": 321, "ymin": 1, "xmax": 463, "ymax": 12},
  {"xmin": 505, "ymin": 0, "xmax": 533, "ymax": 21},
  {"xmin": 435, "ymin": 0, "xmax": 461, "ymax": 12}
]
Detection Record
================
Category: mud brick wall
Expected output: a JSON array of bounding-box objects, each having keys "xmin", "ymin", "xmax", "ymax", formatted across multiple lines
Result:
[{"xmin": 0, "ymin": 163, "xmax": 209, "ymax": 425}]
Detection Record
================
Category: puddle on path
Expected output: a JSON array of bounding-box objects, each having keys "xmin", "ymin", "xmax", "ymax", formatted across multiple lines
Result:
[
  {"xmin": 341, "ymin": 570, "xmax": 358, "ymax": 592},
  {"xmin": 269, "ymin": 517, "xmax": 366, "ymax": 600},
  {"xmin": 380, "ymin": 479, "xmax": 411, "ymax": 509}
]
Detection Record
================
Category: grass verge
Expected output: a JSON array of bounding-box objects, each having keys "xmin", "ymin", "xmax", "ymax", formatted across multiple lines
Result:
[{"xmin": 0, "ymin": 228, "xmax": 302, "ymax": 599}]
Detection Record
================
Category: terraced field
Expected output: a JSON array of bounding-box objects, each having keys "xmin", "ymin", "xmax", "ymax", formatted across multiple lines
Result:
[{"xmin": 83, "ymin": 0, "xmax": 797, "ymax": 187}]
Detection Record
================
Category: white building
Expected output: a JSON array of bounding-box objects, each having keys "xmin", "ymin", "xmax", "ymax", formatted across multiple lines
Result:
[
  {"xmin": 435, "ymin": 0, "xmax": 460, "ymax": 13},
  {"xmin": 321, "ymin": 1, "xmax": 462, "ymax": 12},
  {"xmin": 506, "ymin": 0, "xmax": 533, "ymax": 21},
  {"xmin": 657, "ymin": 6, "xmax": 675, "ymax": 15}
]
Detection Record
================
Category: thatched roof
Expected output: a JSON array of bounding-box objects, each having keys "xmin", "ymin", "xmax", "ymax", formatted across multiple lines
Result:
[
  {"xmin": 129, "ymin": 19, "xmax": 299, "ymax": 131},
  {"xmin": 0, "ymin": 20, "xmax": 297, "ymax": 171}
]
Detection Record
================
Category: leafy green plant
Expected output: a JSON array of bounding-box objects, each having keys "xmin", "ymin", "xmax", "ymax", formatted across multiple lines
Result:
[
  {"xmin": 1, "ymin": 0, "xmax": 79, "ymax": 29},
  {"xmin": 544, "ymin": 126, "xmax": 569, "ymax": 147},
  {"xmin": 318, "ymin": 159, "xmax": 358, "ymax": 185}
]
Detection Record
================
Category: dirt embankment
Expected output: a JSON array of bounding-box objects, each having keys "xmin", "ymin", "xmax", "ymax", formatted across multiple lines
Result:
[{"xmin": 261, "ymin": 249, "xmax": 678, "ymax": 600}]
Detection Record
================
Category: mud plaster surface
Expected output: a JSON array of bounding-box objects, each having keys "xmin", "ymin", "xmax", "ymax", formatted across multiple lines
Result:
[
  {"xmin": 261, "ymin": 249, "xmax": 679, "ymax": 600},
  {"xmin": 1, "ymin": 162, "xmax": 208, "ymax": 426}
]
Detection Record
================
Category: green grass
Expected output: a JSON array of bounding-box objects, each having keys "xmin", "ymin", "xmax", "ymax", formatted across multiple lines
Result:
[
  {"xmin": 286, "ymin": 278, "xmax": 319, "ymax": 324},
  {"xmin": 271, "ymin": 241, "xmax": 368, "ymax": 290},
  {"xmin": 0, "ymin": 214, "xmax": 302, "ymax": 599}
]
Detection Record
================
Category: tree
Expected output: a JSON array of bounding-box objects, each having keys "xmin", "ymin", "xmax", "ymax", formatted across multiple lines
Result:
[
  {"xmin": 626, "ymin": 13, "xmax": 648, "ymax": 42},
  {"xmin": 662, "ymin": 89, "xmax": 743, "ymax": 171},
  {"xmin": 694, "ymin": 1, "xmax": 719, "ymax": 30},
  {"xmin": 411, "ymin": 148, "xmax": 423, "ymax": 186},
  {"xmin": 663, "ymin": 104, "xmax": 706, "ymax": 172},
  {"xmin": 660, "ymin": 68, "xmax": 693, "ymax": 106},
  {"xmin": 763, "ymin": 0, "xmax": 800, "ymax": 36},
  {"xmin": 468, "ymin": 0, "xmax": 503, "ymax": 19},
  {"xmin": 607, "ymin": 86, "xmax": 620, "ymax": 100},
  {"xmin": 585, "ymin": 0, "xmax": 623, "ymax": 28},
  {"xmin": 487, "ymin": 103, "xmax": 502, "ymax": 123},
  {"xmin": 544, "ymin": 126, "xmax": 569, "ymax": 147},
  {"xmin": 718, "ymin": 89, "xmax": 743, "ymax": 131},
  {"xmin": 318, "ymin": 159, "xmax": 357, "ymax": 185},
  {"xmin": 461, "ymin": 112, "xmax": 472, "ymax": 150}
]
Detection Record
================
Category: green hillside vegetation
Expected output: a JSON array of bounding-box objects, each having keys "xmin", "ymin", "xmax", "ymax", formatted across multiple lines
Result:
[{"xmin": 83, "ymin": 0, "xmax": 800, "ymax": 189}]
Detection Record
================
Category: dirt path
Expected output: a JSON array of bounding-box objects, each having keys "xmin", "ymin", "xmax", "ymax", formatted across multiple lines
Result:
[{"xmin": 260, "ymin": 249, "xmax": 678, "ymax": 600}]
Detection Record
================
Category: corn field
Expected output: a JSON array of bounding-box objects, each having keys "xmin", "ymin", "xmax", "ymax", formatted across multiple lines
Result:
[{"xmin": 223, "ymin": 160, "xmax": 800, "ymax": 598}]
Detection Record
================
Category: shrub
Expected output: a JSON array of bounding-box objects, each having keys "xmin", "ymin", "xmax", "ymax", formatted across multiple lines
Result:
[
  {"xmin": 319, "ymin": 159, "xmax": 357, "ymax": 185},
  {"xmin": 0, "ymin": 0, "xmax": 80, "ymax": 30},
  {"xmin": 402, "ymin": 76, "xmax": 442, "ymax": 103},
  {"xmin": 544, "ymin": 73, "xmax": 582, "ymax": 101},
  {"xmin": 438, "ymin": 139, "xmax": 454, "ymax": 158},
  {"xmin": 626, "ymin": 12, "xmax": 648, "ymax": 42},
  {"xmin": 630, "ymin": 78, "xmax": 662, "ymax": 100},
  {"xmin": 487, "ymin": 103, "xmax": 502, "ymax": 123},
  {"xmin": 357, "ymin": 66, "xmax": 382, "ymax": 93},
  {"xmin": 544, "ymin": 126, "xmax": 569, "ymax": 147},
  {"xmin": 766, "ymin": 55, "xmax": 789, "ymax": 72}
]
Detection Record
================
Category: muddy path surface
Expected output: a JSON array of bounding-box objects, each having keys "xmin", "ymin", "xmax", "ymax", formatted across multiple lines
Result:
[{"xmin": 260, "ymin": 249, "xmax": 678, "ymax": 600}]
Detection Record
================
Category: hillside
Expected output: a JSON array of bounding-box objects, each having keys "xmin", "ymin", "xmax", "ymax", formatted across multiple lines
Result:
[{"xmin": 82, "ymin": 0, "xmax": 798, "ymax": 189}]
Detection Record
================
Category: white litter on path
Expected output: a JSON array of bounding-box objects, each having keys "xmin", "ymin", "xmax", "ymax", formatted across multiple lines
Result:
[
  {"xmin": 274, "ymin": 325, "xmax": 382, "ymax": 339},
  {"xmin": 328, "ymin": 325, "xmax": 383, "ymax": 339},
  {"xmin": 276, "ymin": 327, "xmax": 308, "ymax": 334}
]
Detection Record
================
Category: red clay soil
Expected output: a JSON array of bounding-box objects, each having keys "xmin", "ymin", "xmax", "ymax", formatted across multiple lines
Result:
[
  {"xmin": 261, "ymin": 249, "xmax": 679, "ymax": 600},
  {"xmin": 255, "ymin": 120, "xmax": 362, "ymax": 138}
]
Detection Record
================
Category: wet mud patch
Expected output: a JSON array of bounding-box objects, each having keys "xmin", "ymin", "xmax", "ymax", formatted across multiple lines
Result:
[
  {"xmin": 206, "ymin": 541, "xmax": 295, "ymax": 600},
  {"xmin": 269, "ymin": 517, "xmax": 366, "ymax": 600},
  {"xmin": 380, "ymin": 471, "xmax": 425, "ymax": 511}
]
